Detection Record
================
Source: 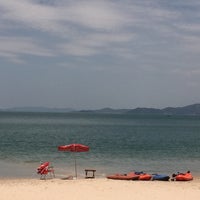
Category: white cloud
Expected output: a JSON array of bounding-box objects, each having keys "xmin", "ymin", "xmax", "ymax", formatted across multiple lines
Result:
[
  {"xmin": 0, "ymin": 0, "xmax": 66, "ymax": 34},
  {"xmin": 0, "ymin": 0, "xmax": 200, "ymax": 63},
  {"xmin": 0, "ymin": 0, "xmax": 132, "ymax": 34},
  {"xmin": 0, "ymin": 0, "xmax": 138, "ymax": 59},
  {"xmin": 0, "ymin": 51, "xmax": 25, "ymax": 64},
  {"xmin": 0, "ymin": 36, "xmax": 54, "ymax": 63},
  {"xmin": 178, "ymin": 23, "xmax": 200, "ymax": 34},
  {"xmin": 58, "ymin": 31, "xmax": 136, "ymax": 57},
  {"xmin": 60, "ymin": 1, "xmax": 126, "ymax": 30}
]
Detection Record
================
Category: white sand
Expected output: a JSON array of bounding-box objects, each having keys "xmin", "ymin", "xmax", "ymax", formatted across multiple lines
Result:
[{"xmin": 1, "ymin": 178, "xmax": 200, "ymax": 200}]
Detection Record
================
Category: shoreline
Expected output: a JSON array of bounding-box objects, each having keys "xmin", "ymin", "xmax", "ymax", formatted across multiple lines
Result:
[
  {"xmin": 1, "ymin": 160, "xmax": 200, "ymax": 180},
  {"xmin": 1, "ymin": 178, "xmax": 200, "ymax": 200}
]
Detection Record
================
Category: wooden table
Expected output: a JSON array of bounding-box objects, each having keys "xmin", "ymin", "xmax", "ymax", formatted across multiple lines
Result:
[{"xmin": 85, "ymin": 169, "xmax": 96, "ymax": 178}]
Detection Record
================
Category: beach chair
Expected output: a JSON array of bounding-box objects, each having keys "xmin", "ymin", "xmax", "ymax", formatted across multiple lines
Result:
[{"xmin": 37, "ymin": 161, "xmax": 55, "ymax": 179}]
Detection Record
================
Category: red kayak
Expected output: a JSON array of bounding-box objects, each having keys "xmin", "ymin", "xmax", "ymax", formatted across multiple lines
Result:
[
  {"xmin": 107, "ymin": 172, "xmax": 140, "ymax": 180},
  {"xmin": 172, "ymin": 171, "xmax": 193, "ymax": 181},
  {"xmin": 138, "ymin": 173, "xmax": 152, "ymax": 181}
]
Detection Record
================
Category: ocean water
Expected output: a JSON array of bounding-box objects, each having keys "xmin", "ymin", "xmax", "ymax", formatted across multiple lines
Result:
[{"xmin": 0, "ymin": 111, "xmax": 200, "ymax": 178}]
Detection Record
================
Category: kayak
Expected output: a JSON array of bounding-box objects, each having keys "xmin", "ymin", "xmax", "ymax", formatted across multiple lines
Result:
[
  {"xmin": 107, "ymin": 172, "xmax": 140, "ymax": 180},
  {"xmin": 152, "ymin": 174, "xmax": 170, "ymax": 181},
  {"xmin": 135, "ymin": 171, "xmax": 152, "ymax": 180},
  {"xmin": 138, "ymin": 173, "xmax": 152, "ymax": 181},
  {"xmin": 172, "ymin": 171, "xmax": 193, "ymax": 181}
]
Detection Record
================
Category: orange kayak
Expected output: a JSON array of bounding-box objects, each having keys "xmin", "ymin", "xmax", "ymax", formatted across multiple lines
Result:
[
  {"xmin": 172, "ymin": 171, "xmax": 193, "ymax": 181},
  {"xmin": 107, "ymin": 172, "xmax": 140, "ymax": 180},
  {"xmin": 138, "ymin": 173, "xmax": 152, "ymax": 181}
]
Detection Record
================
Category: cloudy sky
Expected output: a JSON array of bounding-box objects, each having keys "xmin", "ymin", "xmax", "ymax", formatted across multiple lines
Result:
[{"xmin": 0, "ymin": 0, "xmax": 200, "ymax": 109}]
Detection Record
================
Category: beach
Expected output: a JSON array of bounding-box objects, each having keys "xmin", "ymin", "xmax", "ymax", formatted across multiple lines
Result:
[
  {"xmin": 1, "ymin": 178, "xmax": 200, "ymax": 200},
  {"xmin": 1, "ymin": 112, "xmax": 200, "ymax": 200}
]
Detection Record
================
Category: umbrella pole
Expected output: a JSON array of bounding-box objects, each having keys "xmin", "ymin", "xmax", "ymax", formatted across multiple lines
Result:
[{"xmin": 74, "ymin": 153, "xmax": 77, "ymax": 179}]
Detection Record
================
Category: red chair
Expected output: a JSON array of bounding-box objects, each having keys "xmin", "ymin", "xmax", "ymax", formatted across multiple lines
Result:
[{"xmin": 37, "ymin": 162, "xmax": 55, "ymax": 179}]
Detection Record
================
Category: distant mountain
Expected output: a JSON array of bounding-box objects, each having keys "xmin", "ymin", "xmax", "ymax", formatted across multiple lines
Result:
[
  {"xmin": 127, "ymin": 107, "xmax": 163, "ymax": 114},
  {"xmin": 1, "ymin": 103, "xmax": 200, "ymax": 115},
  {"xmin": 80, "ymin": 107, "xmax": 129, "ymax": 114},
  {"xmin": 162, "ymin": 104, "xmax": 200, "ymax": 115},
  {"xmin": 2, "ymin": 107, "xmax": 75, "ymax": 113},
  {"xmin": 127, "ymin": 103, "xmax": 200, "ymax": 115},
  {"xmin": 79, "ymin": 104, "xmax": 200, "ymax": 115}
]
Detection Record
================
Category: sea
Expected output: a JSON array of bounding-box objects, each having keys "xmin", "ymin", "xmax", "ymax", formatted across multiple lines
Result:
[{"xmin": 0, "ymin": 111, "xmax": 200, "ymax": 179}]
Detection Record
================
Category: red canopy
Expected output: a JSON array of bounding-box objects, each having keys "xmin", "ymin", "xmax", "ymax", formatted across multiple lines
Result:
[{"xmin": 58, "ymin": 144, "xmax": 89, "ymax": 152}]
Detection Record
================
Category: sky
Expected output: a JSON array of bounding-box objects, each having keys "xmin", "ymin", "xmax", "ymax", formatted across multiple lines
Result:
[{"xmin": 0, "ymin": 0, "xmax": 200, "ymax": 110}]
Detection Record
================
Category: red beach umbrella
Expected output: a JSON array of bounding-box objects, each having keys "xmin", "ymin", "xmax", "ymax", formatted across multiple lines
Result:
[{"xmin": 58, "ymin": 144, "xmax": 89, "ymax": 178}]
